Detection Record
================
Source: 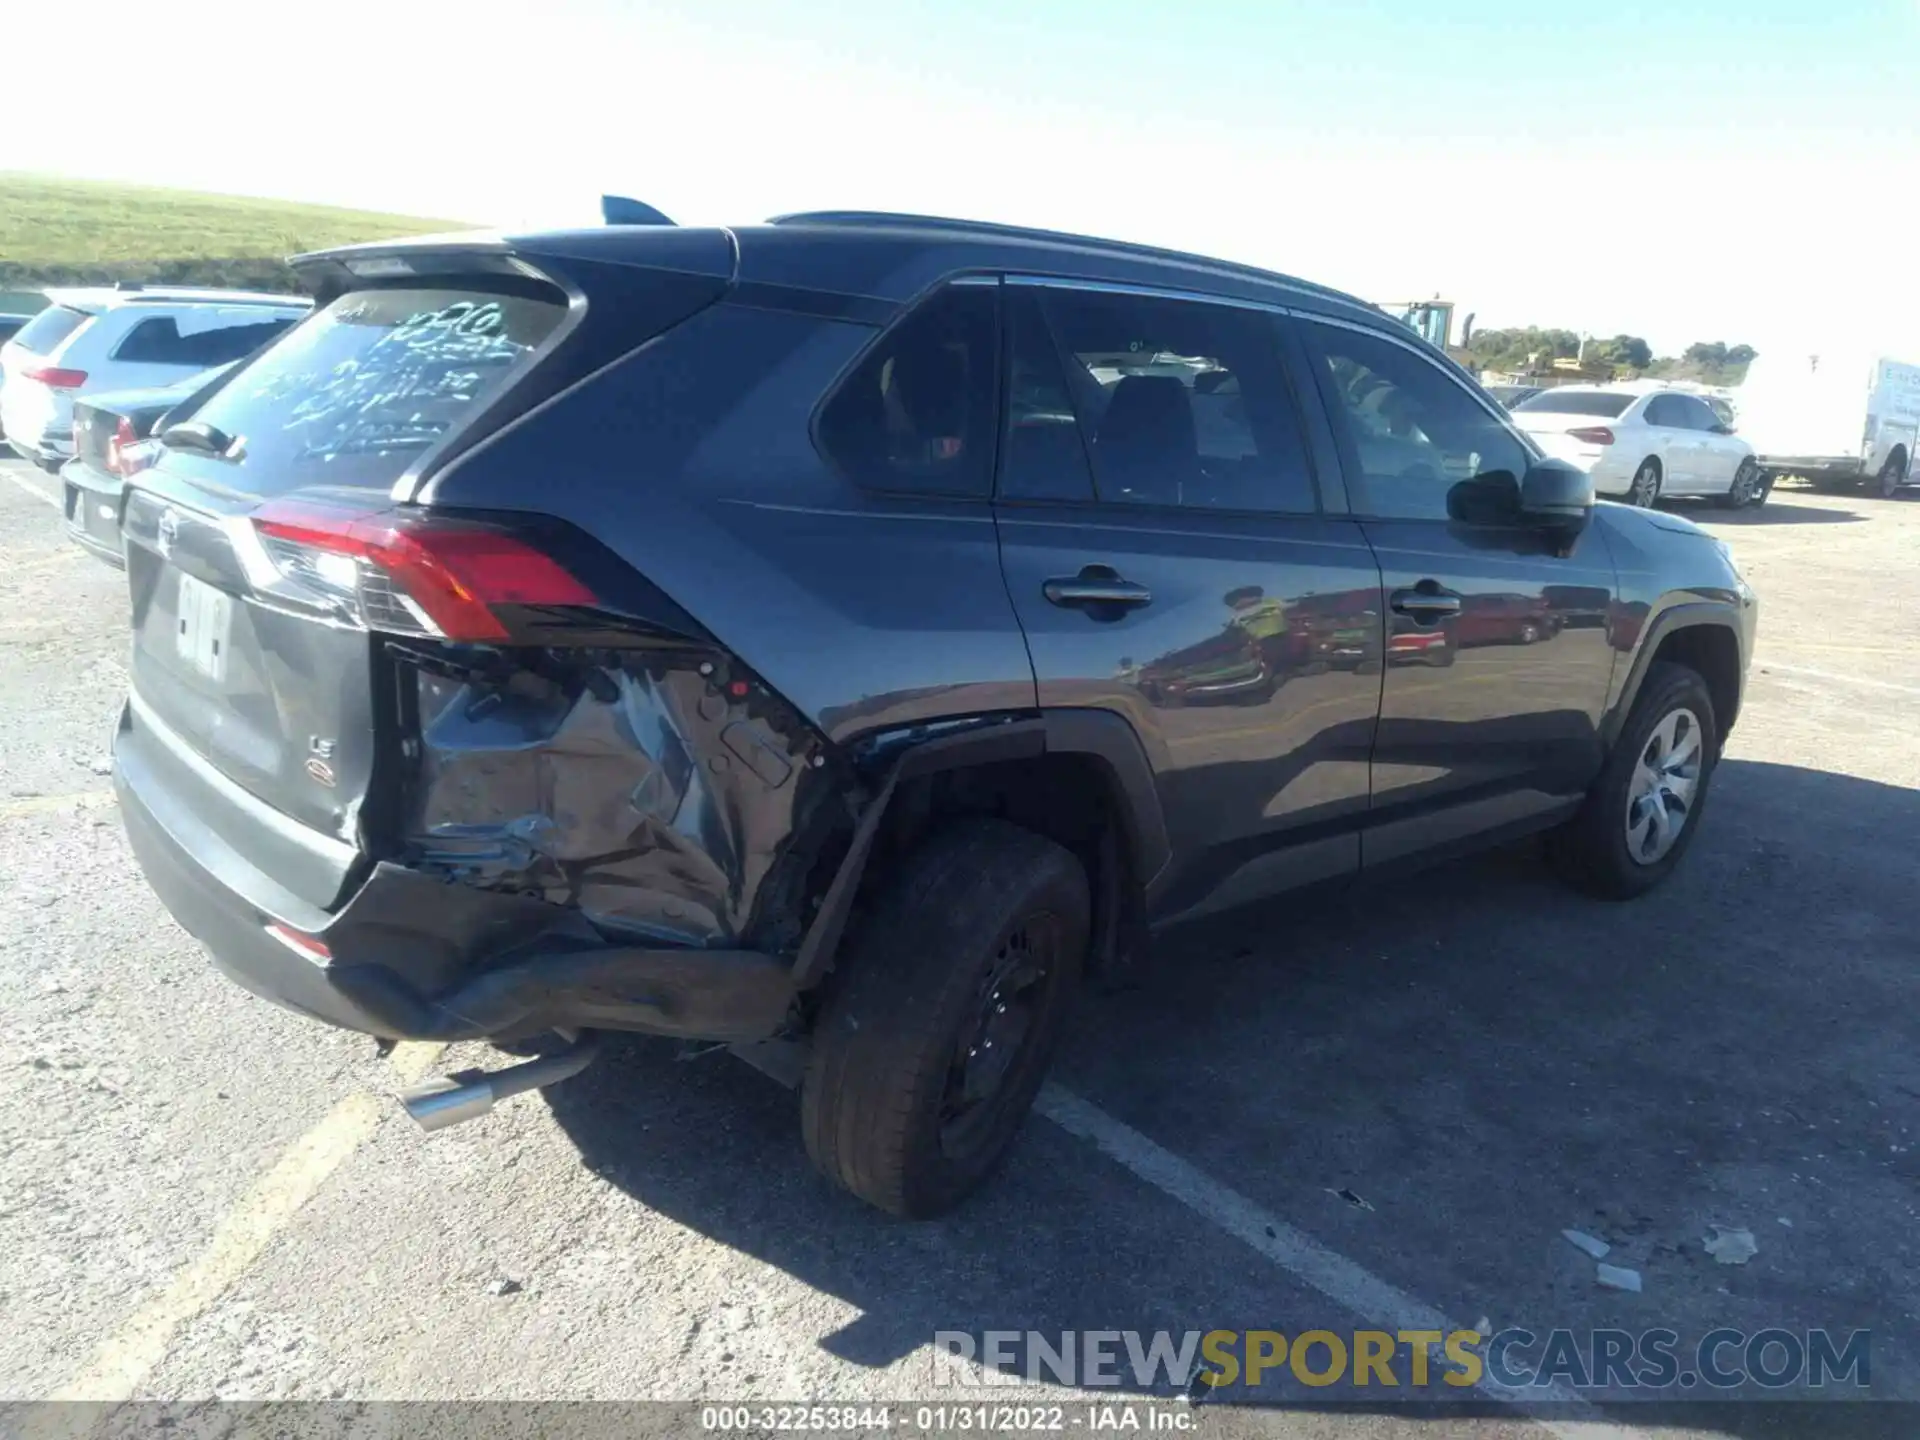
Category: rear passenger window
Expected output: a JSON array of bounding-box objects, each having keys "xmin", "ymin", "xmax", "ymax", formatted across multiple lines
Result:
[
  {"xmin": 817, "ymin": 283, "xmax": 996, "ymax": 498},
  {"xmin": 114, "ymin": 315, "xmax": 296, "ymax": 367},
  {"xmin": 1034, "ymin": 288, "xmax": 1317, "ymax": 514}
]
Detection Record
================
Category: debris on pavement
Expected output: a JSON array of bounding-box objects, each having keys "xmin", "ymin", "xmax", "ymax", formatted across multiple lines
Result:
[
  {"xmin": 1328, "ymin": 1188, "xmax": 1374, "ymax": 1211},
  {"xmin": 1706, "ymin": 1225, "xmax": 1759, "ymax": 1265},
  {"xmin": 1596, "ymin": 1263, "xmax": 1643, "ymax": 1293},
  {"xmin": 485, "ymin": 1277, "xmax": 523, "ymax": 1296},
  {"xmin": 1562, "ymin": 1228, "xmax": 1612, "ymax": 1260}
]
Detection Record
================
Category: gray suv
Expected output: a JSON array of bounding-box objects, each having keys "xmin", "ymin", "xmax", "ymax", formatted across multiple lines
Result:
[{"xmin": 111, "ymin": 212, "xmax": 1757, "ymax": 1217}]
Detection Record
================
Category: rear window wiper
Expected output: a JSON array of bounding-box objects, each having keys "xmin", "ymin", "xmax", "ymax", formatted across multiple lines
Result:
[{"xmin": 158, "ymin": 420, "xmax": 246, "ymax": 462}]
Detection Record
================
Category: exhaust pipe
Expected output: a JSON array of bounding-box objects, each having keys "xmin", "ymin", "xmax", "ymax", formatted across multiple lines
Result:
[{"xmin": 400, "ymin": 1030, "xmax": 601, "ymax": 1132}]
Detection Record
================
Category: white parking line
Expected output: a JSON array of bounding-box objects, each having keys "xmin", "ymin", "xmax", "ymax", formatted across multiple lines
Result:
[
  {"xmin": 1037, "ymin": 1085, "xmax": 1643, "ymax": 1439},
  {"xmin": 1757, "ymin": 661, "xmax": 1920, "ymax": 697},
  {"xmin": 0, "ymin": 790, "xmax": 115, "ymax": 822},
  {"xmin": 46, "ymin": 1042, "xmax": 445, "ymax": 1402},
  {"xmin": 3, "ymin": 464, "xmax": 61, "ymax": 508}
]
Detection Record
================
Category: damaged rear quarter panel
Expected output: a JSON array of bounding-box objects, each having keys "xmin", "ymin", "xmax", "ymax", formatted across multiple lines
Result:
[{"xmin": 401, "ymin": 648, "xmax": 842, "ymax": 950}]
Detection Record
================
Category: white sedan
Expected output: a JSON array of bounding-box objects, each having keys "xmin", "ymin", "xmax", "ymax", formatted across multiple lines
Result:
[{"xmin": 1509, "ymin": 387, "xmax": 1766, "ymax": 508}]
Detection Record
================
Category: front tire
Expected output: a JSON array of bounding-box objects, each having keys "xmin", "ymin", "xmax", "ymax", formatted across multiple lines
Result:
[
  {"xmin": 801, "ymin": 818, "xmax": 1090, "ymax": 1217},
  {"xmin": 1628, "ymin": 459, "xmax": 1663, "ymax": 508},
  {"xmin": 1549, "ymin": 662, "xmax": 1720, "ymax": 900}
]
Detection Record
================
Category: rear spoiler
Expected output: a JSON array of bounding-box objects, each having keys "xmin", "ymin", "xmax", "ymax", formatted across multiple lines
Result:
[{"xmin": 602, "ymin": 195, "xmax": 674, "ymax": 226}]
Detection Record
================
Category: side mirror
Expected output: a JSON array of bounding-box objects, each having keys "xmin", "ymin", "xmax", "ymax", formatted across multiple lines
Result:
[
  {"xmin": 1712, "ymin": 422, "xmax": 1735, "ymax": 435},
  {"xmin": 1520, "ymin": 459, "xmax": 1594, "ymax": 536}
]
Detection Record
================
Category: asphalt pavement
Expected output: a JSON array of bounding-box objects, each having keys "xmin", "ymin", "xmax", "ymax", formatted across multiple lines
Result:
[{"xmin": 1, "ymin": 456, "xmax": 1915, "ymax": 1438}]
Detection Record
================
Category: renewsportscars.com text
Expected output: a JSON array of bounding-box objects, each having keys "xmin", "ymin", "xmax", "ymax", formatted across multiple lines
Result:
[{"xmin": 932, "ymin": 1328, "xmax": 1870, "ymax": 1393}]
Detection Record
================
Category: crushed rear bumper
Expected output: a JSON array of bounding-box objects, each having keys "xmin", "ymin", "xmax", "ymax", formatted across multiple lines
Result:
[{"xmin": 114, "ymin": 700, "xmax": 796, "ymax": 1044}]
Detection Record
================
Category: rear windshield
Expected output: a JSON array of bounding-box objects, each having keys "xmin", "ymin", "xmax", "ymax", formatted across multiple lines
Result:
[
  {"xmin": 1511, "ymin": 389, "xmax": 1632, "ymax": 418},
  {"xmin": 10, "ymin": 305, "xmax": 91, "ymax": 356},
  {"xmin": 113, "ymin": 314, "xmax": 298, "ymax": 368},
  {"xmin": 178, "ymin": 286, "xmax": 565, "ymax": 493}
]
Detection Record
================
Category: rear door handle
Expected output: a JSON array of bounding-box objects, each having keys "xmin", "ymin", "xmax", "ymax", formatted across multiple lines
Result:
[
  {"xmin": 1043, "ymin": 567, "xmax": 1153, "ymax": 613},
  {"xmin": 1390, "ymin": 585, "xmax": 1462, "ymax": 619}
]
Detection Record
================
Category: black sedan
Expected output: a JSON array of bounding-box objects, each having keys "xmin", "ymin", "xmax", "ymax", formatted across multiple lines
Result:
[{"xmin": 61, "ymin": 364, "xmax": 233, "ymax": 567}]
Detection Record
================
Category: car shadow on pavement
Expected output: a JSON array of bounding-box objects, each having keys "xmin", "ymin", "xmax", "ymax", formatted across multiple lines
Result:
[
  {"xmin": 543, "ymin": 758, "xmax": 1919, "ymax": 1432},
  {"xmin": 1666, "ymin": 499, "xmax": 1866, "ymax": 526}
]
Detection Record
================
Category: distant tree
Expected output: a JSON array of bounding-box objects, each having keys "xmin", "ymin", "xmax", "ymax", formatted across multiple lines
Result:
[
  {"xmin": 1683, "ymin": 341, "xmax": 1730, "ymax": 367},
  {"xmin": 1726, "ymin": 343, "xmax": 1757, "ymax": 366},
  {"xmin": 1588, "ymin": 334, "xmax": 1653, "ymax": 372}
]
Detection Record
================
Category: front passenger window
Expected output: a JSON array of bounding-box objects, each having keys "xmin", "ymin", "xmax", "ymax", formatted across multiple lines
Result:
[{"xmin": 1304, "ymin": 321, "xmax": 1529, "ymax": 522}]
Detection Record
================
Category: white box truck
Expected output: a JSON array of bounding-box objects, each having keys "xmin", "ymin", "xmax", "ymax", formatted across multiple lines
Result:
[{"xmin": 1737, "ymin": 349, "xmax": 1920, "ymax": 497}]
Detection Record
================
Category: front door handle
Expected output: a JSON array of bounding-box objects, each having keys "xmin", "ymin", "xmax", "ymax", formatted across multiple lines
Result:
[
  {"xmin": 1390, "ymin": 585, "xmax": 1463, "ymax": 619},
  {"xmin": 1043, "ymin": 566, "xmax": 1153, "ymax": 613}
]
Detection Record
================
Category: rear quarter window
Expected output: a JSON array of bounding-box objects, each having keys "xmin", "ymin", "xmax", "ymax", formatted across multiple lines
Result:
[
  {"xmin": 816, "ymin": 283, "xmax": 997, "ymax": 498},
  {"xmin": 175, "ymin": 287, "xmax": 566, "ymax": 494},
  {"xmin": 9, "ymin": 305, "xmax": 91, "ymax": 356}
]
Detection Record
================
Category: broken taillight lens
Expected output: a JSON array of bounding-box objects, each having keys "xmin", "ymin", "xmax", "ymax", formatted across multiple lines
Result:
[{"xmin": 251, "ymin": 498, "xmax": 596, "ymax": 641}]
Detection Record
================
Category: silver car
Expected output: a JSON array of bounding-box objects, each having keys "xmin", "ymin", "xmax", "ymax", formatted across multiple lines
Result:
[{"xmin": 0, "ymin": 286, "xmax": 306, "ymax": 470}]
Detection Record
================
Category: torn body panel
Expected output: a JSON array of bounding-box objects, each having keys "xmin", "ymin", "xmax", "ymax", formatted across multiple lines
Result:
[{"xmin": 398, "ymin": 646, "xmax": 846, "ymax": 952}]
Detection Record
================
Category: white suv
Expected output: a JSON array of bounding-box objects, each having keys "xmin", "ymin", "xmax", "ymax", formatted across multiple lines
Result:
[{"xmin": 1, "ymin": 287, "xmax": 308, "ymax": 470}]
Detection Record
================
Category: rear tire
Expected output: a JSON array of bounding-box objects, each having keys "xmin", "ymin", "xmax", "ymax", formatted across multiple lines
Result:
[
  {"xmin": 1628, "ymin": 459, "xmax": 1662, "ymax": 508},
  {"xmin": 1549, "ymin": 662, "xmax": 1720, "ymax": 900},
  {"xmin": 800, "ymin": 818, "xmax": 1089, "ymax": 1217},
  {"xmin": 1877, "ymin": 450, "xmax": 1908, "ymax": 499},
  {"xmin": 1718, "ymin": 458, "xmax": 1761, "ymax": 509}
]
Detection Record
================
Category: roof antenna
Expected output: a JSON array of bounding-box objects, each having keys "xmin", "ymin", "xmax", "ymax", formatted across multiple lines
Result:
[{"xmin": 601, "ymin": 195, "xmax": 675, "ymax": 227}]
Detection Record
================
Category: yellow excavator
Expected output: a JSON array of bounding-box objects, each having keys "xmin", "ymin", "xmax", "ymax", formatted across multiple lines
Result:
[{"xmin": 1379, "ymin": 298, "xmax": 1465, "ymax": 354}]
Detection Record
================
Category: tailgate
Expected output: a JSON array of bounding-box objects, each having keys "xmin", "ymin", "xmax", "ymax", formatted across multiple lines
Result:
[
  {"xmin": 117, "ymin": 282, "xmax": 575, "ymax": 911},
  {"xmin": 113, "ymin": 241, "xmax": 734, "ymax": 915},
  {"xmin": 121, "ymin": 482, "xmax": 373, "ymax": 908}
]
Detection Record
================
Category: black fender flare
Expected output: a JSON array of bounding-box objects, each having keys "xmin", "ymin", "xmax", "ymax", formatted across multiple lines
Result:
[
  {"xmin": 789, "ymin": 709, "xmax": 1170, "ymax": 989},
  {"xmin": 1601, "ymin": 599, "xmax": 1747, "ymax": 751}
]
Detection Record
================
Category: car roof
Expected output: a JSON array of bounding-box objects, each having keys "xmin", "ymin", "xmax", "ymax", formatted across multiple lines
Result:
[
  {"xmin": 41, "ymin": 286, "xmax": 311, "ymax": 314},
  {"xmin": 299, "ymin": 210, "xmax": 1394, "ymax": 330}
]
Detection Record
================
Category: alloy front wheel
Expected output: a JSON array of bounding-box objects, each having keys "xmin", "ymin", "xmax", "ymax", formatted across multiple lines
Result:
[
  {"xmin": 1548, "ymin": 661, "xmax": 1720, "ymax": 899},
  {"xmin": 1624, "ymin": 707, "xmax": 1704, "ymax": 864}
]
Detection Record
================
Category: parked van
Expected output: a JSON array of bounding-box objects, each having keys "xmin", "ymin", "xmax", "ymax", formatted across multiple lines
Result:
[{"xmin": 1736, "ymin": 349, "xmax": 1920, "ymax": 497}]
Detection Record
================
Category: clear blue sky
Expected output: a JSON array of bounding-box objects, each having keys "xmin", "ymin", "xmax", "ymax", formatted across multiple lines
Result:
[{"xmin": 4, "ymin": 0, "xmax": 1915, "ymax": 355}]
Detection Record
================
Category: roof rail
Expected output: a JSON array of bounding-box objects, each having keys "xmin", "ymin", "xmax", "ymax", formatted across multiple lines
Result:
[{"xmin": 765, "ymin": 210, "xmax": 1363, "ymax": 307}]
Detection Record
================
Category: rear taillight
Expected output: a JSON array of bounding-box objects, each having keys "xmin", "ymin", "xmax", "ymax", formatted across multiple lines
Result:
[
  {"xmin": 1568, "ymin": 426, "xmax": 1615, "ymax": 445},
  {"xmin": 23, "ymin": 365, "xmax": 87, "ymax": 389},
  {"xmin": 119, "ymin": 439, "xmax": 160, "ymax": 478},
  {"xmin": 106, "ymin": 416, "xmax": 137, "ymax": 476},
  {"xmin": 251, "ymin": 498, "xmax": 596, "ymax": 641}
]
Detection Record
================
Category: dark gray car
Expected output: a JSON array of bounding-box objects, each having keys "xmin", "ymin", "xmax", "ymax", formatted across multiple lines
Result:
[{"xmin": 111, "ymin": 212, "xmax": 1758, "ymax": 1216}]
